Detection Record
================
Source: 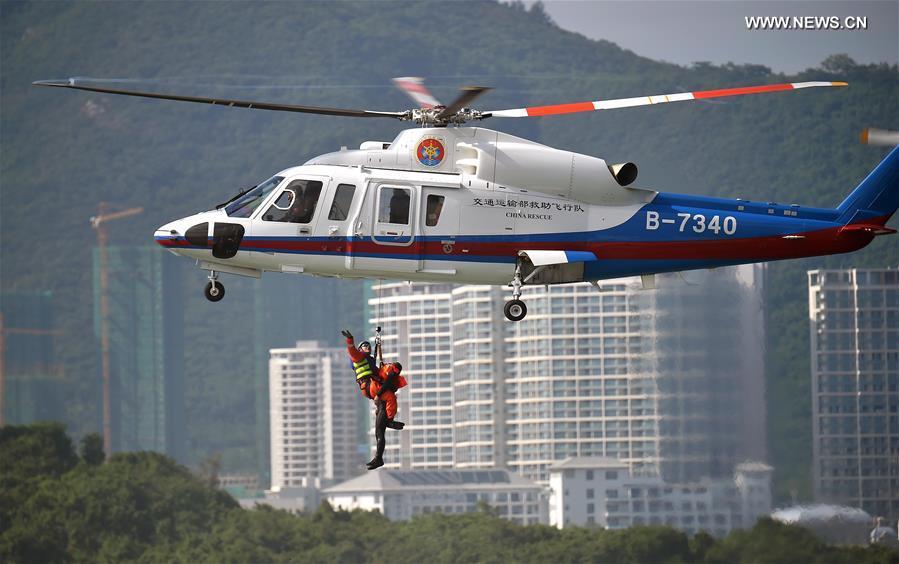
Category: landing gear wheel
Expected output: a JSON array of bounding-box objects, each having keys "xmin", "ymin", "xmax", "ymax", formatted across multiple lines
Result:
[
  {"xmin": 504, "ymin": 299, "xmax": 527, "ymax": 322},
  {"xmin": 504, "ymin": 259, "xmax": 527, "ymax": 321},
  {"xmin": 204, "ymin": 281, "xmax": 225, "ymax": 302}
]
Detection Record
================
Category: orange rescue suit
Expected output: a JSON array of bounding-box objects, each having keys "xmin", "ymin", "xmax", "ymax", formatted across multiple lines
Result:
[{"xmin": 346, "ymin": 338, "xmax": 407, "ymax": 419}]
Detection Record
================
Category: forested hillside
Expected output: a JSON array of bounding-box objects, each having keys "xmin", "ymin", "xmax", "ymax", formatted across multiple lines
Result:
[
  {"xmin": 1, "ymin": 1, "xmax": 897, "ymax": 499},
  {"xmin": 3, "ymin": 424, "xmax": 896, "ymax": 562}
]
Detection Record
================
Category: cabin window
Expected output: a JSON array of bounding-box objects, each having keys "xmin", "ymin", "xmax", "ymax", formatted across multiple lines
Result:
[
  {"xmin": 328, "ymin": 184, "xmax": 356, "ymax": 221},
  {"xmin": 426, "ymin": 195, "xmax": 445, "ymax": 227},
  {"xmin": 263, "ymin": 179, "xmax": 323, "ymax": 223},
  {"xmin": 379, "ymin": 187, "xmax": 411, "ymax": 225}
]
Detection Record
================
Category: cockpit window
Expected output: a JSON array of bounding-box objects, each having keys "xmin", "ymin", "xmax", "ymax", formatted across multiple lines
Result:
[
  {"xmin": 263, "ymin": 179, "xmax": 323, "ymax": 223},
  {"xmin": 225, "ymin": 175, "xmax": 284, "ymax": 217}
]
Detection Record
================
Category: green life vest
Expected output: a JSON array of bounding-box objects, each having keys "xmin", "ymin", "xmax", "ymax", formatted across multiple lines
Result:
[{"xmin": 354, "ymin": 357, "xmax": 374, "ymax": 380}]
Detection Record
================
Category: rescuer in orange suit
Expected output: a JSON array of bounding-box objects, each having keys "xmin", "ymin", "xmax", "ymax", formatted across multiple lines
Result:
[{"xmin": 341, "ymin": 330, "xmax": 407, "ymax": 470}]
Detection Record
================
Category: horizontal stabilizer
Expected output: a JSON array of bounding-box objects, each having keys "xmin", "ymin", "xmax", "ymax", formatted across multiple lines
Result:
[
  {"xmin": 518, "ymin": 250, "xmax": 597, "ymax": 266},
  {"xmin": 839, "ymin": 224, "xmax": 896, "ymax": 236}
]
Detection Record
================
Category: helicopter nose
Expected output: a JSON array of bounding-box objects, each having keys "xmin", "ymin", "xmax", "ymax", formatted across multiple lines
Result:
[{"xmin": 155, "ymin": 221, "xmax": 184, "ymax": 250}]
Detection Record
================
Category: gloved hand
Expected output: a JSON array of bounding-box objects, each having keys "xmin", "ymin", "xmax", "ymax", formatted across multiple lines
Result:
[{"xmin": 341, "ymin": 330, "xmax": 353, "ymax": 340}]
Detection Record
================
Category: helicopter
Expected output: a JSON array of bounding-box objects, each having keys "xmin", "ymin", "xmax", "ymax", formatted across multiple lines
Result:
[{"xmin": 33, "ymin": 76, "xmax": 897, "ymax": 321}]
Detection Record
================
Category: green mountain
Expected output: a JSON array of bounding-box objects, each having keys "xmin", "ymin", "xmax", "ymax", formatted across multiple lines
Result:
[{"xmin": 2, "ymin": 1, "xmax": 897, "ymax": 500}]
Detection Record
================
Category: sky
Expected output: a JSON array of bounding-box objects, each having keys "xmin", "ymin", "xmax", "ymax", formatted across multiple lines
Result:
[{"xmin": 532, "ymin": 1, "xmax": 898, "ymax": 73}]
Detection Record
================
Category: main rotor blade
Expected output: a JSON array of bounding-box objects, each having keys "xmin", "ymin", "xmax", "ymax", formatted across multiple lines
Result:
[
  {"xmin": 32, "ymin": 79, "xmax": 407, "ymax": 119},
  {"xmin": 436, "ymin": 86, "xmax": 492, "ymax": 120},
  {"xmin": 392, "ymin": 77, "xmax": 441, "ymax": 109},
  {"xmin": 485, "ymin": 81, "xmax": 848, "ymax": 118}
]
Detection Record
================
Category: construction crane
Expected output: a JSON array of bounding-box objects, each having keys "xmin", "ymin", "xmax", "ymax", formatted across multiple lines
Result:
[
  {"xmin": 0, "ymin": 312, "xmax": 61, "ymax": 426},
  {"xmin": 91, "ymin": 202, "xmax": 143, "ymax": 459}
]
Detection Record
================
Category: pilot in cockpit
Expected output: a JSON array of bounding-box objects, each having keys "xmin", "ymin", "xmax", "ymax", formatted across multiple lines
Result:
[{"xmin": 285, "ymin": 189, "xmax": 306, "ymax": 223}]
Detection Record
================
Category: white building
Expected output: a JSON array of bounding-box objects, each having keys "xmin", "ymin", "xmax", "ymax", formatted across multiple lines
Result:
[
  {"xmin": 366, "ymin": 266, "xmax": 766, "ymax": 484},
  {"xmin": 323, "ymin": 468, "xmax": 549, "ymax": 525},
  {"xmin": 504, "ymin": 280, "xmax": 659, "ymax": 483},
  {"xmin": 269, "ymin": 340, "xmax": 362, "ymax": 488},
  {"xmin": 808, "ymin": 268, "xmax": 899, "ymax": 521},
  {"xmin": 237, "ymin": 478, "xmax": 323, "ymax": 515},
  {"xmin": 549, "ymin": 457, "xmax": 773, "ymax": 537},
  {"xmin": 452, "ymin": 285, "xmax": 508, "ymax": 468},
  {"xmin": 369, "ymin": 283, "xmax": 455, "ymax": 469}
]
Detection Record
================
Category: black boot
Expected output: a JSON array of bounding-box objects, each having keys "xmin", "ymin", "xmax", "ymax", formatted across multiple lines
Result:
[
  {"xmin": 366, "ymin": 457, "xmax": 384, "ymax": 470},
  {"xmin": 387, "ymin": 419, "xmax": 405, "ymax": 430}
]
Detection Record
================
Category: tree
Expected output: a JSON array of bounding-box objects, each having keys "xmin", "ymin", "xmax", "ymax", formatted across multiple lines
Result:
[
  {"xmin": 79, "ymin": 433, "xmax": 104, "ymax": 466},
  {"xmin": 529, "ymin": 1, "xmax": 554, "ymax": 25},
  {"xmin": 0, "ymin": 422, "xmax": 79, "ymax": 536},
  {"xmin": 690, "ymin": 530, "xmax": 716, "ymax": 562},
  {"xmin": 821, "ymin": 53, "xmax": 858, "ymax": 74},
  {"xmin": 197, "ymin": 452, "xmax": 222, "ymax": 488}
]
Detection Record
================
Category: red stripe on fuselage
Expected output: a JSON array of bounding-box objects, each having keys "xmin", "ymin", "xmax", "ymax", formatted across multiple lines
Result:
[
  {"xmin": 158, "ymin": 218, "xmax": 885, "ymax": 263},
  {"xmin": 242, "ymin": 222, "xmax": 875, "ymax": 261},
  {"xmin": 156, "ymin": 238, "xmax": 191, "ymax": 248}
]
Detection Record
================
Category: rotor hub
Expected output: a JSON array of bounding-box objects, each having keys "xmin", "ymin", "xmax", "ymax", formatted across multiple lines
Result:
[{"xmin": 403, "ymin": 107, "xmax": 486, "ymax": 127}]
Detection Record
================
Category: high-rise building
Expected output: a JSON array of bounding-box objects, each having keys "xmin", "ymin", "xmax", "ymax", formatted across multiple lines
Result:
[
  {"xmin": 369, "ymin": 283, "xmax": 454, "ymax": 469},
  {"xmin": 367, "ymin": 266, "xmax": 767, "ymax": 483},
  {"xmin": 504, "ymin": 280, "xmax": 659, "ymax": 482},
  {"xmin": 808, "ymin": 268, "xmax": 899, "ymax": 520},
  {"xmin": 0, "ymin": 291, "xmax": 63, "ymax": 425},
  {"xmin": 501, "ymin": 266, "xmax": 765, "ymax": 483},
  {"xmin": 253, "ymin": 276, "xmax": 366, "ymax": 488},
  {"xmin": 92, "ymin": 247, "xmax": 184, "ymax": 460},
  {"xmin": 269, "ymin": 340, "xmax": 362, "ymax": 488},
  {"xmin": 651, "ymin": 264, "xmax": 767, "ymax": 482},
  {"xmin": 452, "ymin": 286, "xmax": 508, "ymax": 468}
]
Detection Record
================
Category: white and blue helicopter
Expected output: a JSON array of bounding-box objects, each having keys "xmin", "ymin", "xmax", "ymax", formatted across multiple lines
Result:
[{"xmin": 34, "ymin": 77, "xmax": 897, "ymax": 321}]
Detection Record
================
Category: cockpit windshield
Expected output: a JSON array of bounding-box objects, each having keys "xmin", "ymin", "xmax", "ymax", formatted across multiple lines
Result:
[{"xmin": 224, "ymin": 175, "xmax": 284, "ymax": 217}]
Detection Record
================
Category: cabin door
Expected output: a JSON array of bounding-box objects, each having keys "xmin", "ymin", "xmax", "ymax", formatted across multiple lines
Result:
[
  {"xmin": 349, "ymin": 182, "xmax": 421, "ymax": 273},
  {"xmin": 417, "ymin": 186, "xmax": 461, "ymax": 275}
]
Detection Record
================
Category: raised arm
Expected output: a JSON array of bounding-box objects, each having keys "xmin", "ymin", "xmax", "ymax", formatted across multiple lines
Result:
[{"xmin": 341, "ymin": 330, "xmax": 365, "ymax": 362}]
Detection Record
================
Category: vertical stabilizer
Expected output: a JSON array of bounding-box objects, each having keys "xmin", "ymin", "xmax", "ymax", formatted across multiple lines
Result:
[{"xmin": 837, "ymin": 146, "xmax": 899, "ymax": 224}]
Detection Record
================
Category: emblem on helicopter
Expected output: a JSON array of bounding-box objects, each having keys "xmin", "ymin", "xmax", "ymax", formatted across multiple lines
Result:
[{"xmin": 416, "ymin": 137, "xmax": 445, "ymax": 167}]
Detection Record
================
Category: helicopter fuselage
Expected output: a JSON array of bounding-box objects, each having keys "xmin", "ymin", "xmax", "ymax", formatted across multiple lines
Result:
[{"xmin": 155, "ymin": 127, "xmax": 895, "ymax": 297}]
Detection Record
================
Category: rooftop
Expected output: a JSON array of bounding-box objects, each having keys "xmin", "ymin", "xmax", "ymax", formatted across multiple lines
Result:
[
  {"xmin": 323, "ymin": 469, "xmax": 540, "ymax": 494},
  {"xmin": 549, "ymin": 457, "xmax": 630, "ymax": 471},
  {"xmin": 772, "ymin": 504, "xmax": 872, "ymax": 524},
  {"xmin": 735, "ymin": 462, "xmax": 774, "ymax": 473}
]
